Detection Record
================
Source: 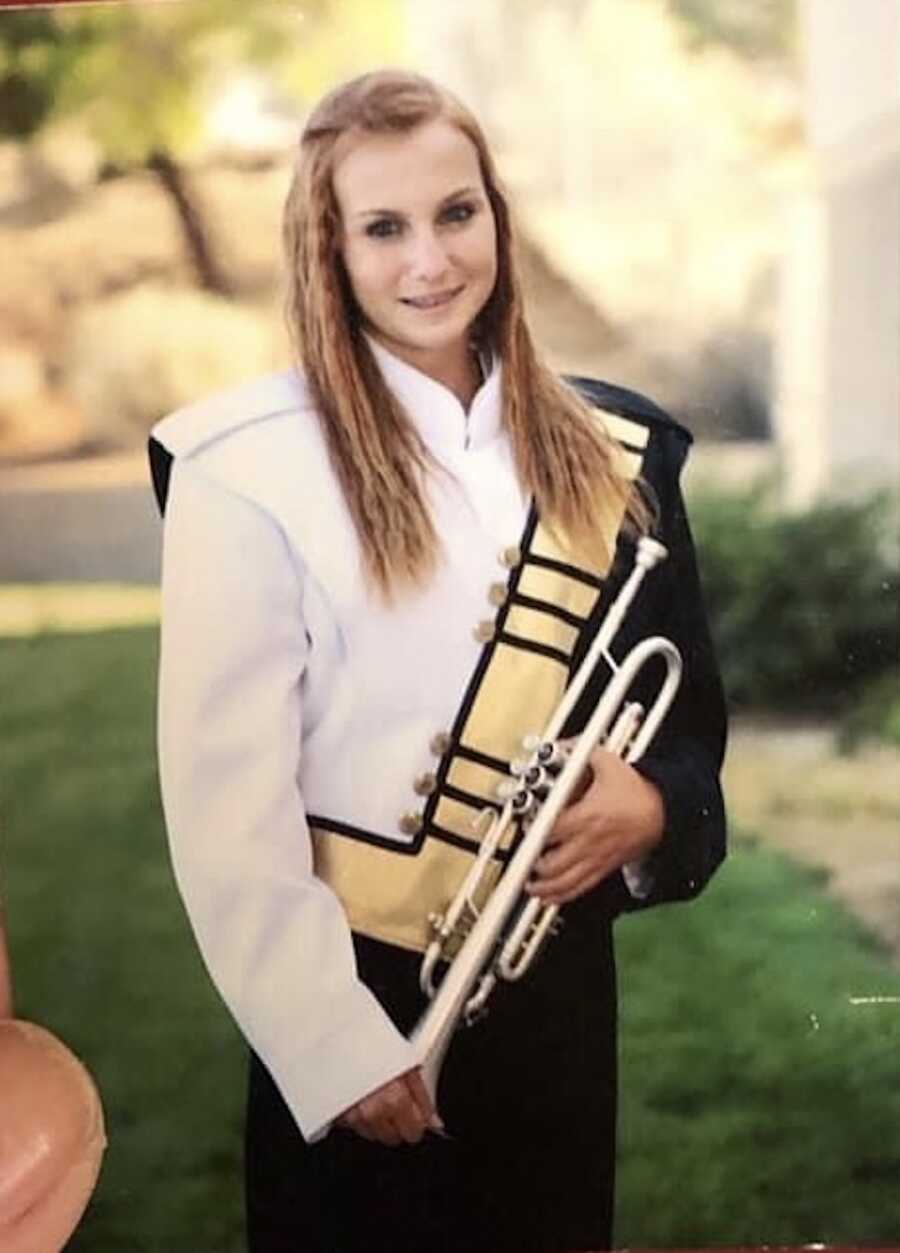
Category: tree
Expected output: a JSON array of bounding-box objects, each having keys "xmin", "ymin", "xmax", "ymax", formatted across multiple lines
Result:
[
  {"xmin": 0, "ymin": 0, "xmax": 403, "ymax": 296},
  {"xmin": 0, "ymin": 10, "xmax": 100, "ymax": 138},
  {"xmin": 665, "ymin": 0, "xmax": 797, "ymax": 62}
]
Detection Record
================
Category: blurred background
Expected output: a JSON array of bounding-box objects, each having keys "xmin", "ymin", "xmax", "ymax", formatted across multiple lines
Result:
[{"xmin": 0, "ymin": 0, "xmax": 897, "ymax": 1249}]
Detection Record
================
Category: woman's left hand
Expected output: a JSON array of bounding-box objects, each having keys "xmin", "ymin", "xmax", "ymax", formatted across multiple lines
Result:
[{"xmin": 526, "ymin": 748, "xmax": 665, "ymax": 906}]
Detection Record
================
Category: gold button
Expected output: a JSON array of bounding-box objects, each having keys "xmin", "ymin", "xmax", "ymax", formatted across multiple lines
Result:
[
  {"xmin": 499, "ymin": 545, "xmax": 521, "ymax": 568},
  {"xmin": 399, "ymin": 811, "xmax": 423, "ymax": 836},
  {"xmin": 473, "ymin": 619, "xmax": 496, "ymax": 643},
  {"xmin": 488, "ymin": 581, "xmax": 507, "ymax": 607},
  {"xmin": 413, "ymin": 771, "xmax": 437, "ymax": 797},
  {"xmin": 430, "ymin": 732, "xmax": 452, "ymax": 756}
]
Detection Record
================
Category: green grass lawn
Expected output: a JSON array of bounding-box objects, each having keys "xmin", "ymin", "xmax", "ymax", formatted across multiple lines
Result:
[
  {"xmin": 616, "ymin": 847, "xmax": 900, "ymax": 1247},
  {"xmin": 2, "ymin": 626, "xmax": 245, "ymax": 1253},
  {"xmin": 2, "ymin": 624, "xmax": 899, "ymax": 1250}
]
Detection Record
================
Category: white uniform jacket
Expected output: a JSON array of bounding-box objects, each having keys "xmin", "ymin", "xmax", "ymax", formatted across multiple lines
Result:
[
  {"xmin": 151, "ymin": 345, "xmax": 716, "ymax": 1143},
  {"xmin": 154, "ymin": 345, "xmax": 551, "ymax": 1141}
]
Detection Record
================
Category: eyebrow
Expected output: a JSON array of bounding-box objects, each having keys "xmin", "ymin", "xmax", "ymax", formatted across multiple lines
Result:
[{"xmin": 353, "ymin": 186, "xmax": 481, "ymax": 219}]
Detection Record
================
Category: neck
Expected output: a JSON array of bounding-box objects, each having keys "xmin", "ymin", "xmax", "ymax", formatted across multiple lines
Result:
[
  {"xmin": 374, "ymin": 335, "xmax": 484, "ymax": 410},
  {"xmin": 432, "ymin": 347, "xmax": 483, "ymax": 411}
]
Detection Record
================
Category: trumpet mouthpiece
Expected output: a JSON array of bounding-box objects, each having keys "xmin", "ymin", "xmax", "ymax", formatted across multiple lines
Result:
[{"xmin": 636, "ymin": 537, "xmax": 668, "ymax": 569}]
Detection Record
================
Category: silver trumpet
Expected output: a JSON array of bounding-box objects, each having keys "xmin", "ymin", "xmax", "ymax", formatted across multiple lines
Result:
[{"xmin": 410, "ymin": 536, "xmax": 682, "ymax": 1103}]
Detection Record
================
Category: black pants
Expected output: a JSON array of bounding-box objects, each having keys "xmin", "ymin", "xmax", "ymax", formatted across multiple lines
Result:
[{"xmin": 246, "ymin": 909, "xmax": 618, "ymax": 1253}]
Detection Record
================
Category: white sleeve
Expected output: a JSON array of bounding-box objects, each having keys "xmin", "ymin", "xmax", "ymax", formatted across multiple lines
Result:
[{"xmin": 157, "ymin": 457, "xmax": 418, "ymax": 1141}]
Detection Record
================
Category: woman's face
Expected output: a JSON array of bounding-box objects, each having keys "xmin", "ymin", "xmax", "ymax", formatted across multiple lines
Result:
[{"xmin": 333, "ymin": 119, "xmax": 498, "ymax": 379}]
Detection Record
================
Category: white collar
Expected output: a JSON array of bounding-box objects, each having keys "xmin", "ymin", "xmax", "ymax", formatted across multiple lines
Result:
[{"xmin": 366, "ymin": 336, "xmax": 503, "ymax": 453}]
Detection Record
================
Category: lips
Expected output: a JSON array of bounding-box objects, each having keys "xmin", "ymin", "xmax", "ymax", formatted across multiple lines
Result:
[{"xmin": 401, "ymin": 286, "xmax": 464, "ymax": 310}]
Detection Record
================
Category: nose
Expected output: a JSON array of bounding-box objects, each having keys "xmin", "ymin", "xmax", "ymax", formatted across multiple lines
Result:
[{"xmin": 406, "ymin": 228, "xmax": 450, "ymax": 282}]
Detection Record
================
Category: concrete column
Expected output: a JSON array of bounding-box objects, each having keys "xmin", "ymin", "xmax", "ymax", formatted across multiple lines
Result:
[{"xmin": 774, "ymin": 0, "xmax": 899, "ymax": 506}]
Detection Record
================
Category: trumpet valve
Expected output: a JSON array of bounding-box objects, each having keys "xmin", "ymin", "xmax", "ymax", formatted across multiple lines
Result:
[
  {"xmin": 495, "ymin": 778, "xmax": 519, "ymax": 802},
  {"xmin": 427, "ymin": 910, "xmax": 450, "ymax": 940},
  {"xmin": 535, "ymin": 740, "xmax": 558, "ymax": 765},
  {"xmin": 521, "ymin": 734, "xmax": 559, "ymax": 767},
  {"xmin": 510, "ymin": 789, "xmax": 535, "ymax": 816},
  {"xmin": 546, "ymin": 747, "xmax": 569, "ymax": 775},
  {"xmin": 523, "ymin": 764, "xmax": 545, "ymax": 788}
]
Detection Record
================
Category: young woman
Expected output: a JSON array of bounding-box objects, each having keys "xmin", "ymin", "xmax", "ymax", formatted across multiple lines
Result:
[{"xmin": 151, "ymin": 69, "xmax": 726, "ymax": 1253}]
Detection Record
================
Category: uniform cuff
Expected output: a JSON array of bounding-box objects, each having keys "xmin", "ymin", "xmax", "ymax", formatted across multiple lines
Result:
[
  {"xmin": 260, "ymin": 983, "xmax": 419, "ymax": 1143},
  {"xmin": 621, "ymin": 858, "xmax": 655, "ymax": 899}
]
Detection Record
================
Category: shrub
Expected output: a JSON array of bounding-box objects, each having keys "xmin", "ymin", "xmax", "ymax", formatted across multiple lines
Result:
[
  {"xmin": 837, "ymin": 668, "xmax": 900, "ymax": 752},
  {"xmin": 58, "ymin": 282, "xmax": 280, "ymax": 449},
  {"xmin": 689, "ymin": 487, "xmax": 899, "ymax": 717}
]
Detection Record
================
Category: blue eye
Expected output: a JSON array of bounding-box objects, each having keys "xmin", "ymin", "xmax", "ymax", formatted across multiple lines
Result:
[
  {"xmin": 442, "ymin": 201, "xmax": 476, "ymax": 225},
  {"xmin": 366, "ymin": 218, "xmax": 401, "ymax": 239}
]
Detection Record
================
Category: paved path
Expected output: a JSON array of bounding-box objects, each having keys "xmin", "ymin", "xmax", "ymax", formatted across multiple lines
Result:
[
  {"xmin": 724, "ymin": 720, "xmax": 900, "ymax": 959},
  {"xmin": 0, "ymin": 453, "xmax": 160, "ymax": 584},
  {"xmin": 0, "ymin": 443, "xmax": 774, "ymax": 586}
]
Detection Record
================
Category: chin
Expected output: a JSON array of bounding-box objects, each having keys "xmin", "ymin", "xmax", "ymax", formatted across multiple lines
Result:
[{"xmin": 399, "ymin": 302, "xmax": 485, "ymax": 350}]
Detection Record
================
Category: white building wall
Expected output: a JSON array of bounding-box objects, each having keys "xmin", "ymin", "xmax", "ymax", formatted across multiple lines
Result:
[{"xmin": 775, "ymin": 0, "xmax": 899, "ymax": 506}]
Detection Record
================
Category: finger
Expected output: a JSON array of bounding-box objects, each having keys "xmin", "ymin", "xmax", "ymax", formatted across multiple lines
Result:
[
  {"xmin": 566, "ymin": 761, "xmax": 595, "ymax": 805},
  {"xmin": 374, "ymin": 1080, "xmax": 431, "ymax": 1146},
  {"xmin": 336, "ymin": 1105, "xmax": 361, "ymax": 1133},
  {"xmin": 531, "ymin": 863, "xmax": 608, "ymax": 905},
  {"xmin": 346, "ymin": 1113, "xmax": 378, "ymax": 1142},
  {"xmin": 533, "ymin": 834, "xmax": 593, "ymax": 878},
  {"xmin": 530, "ymin": 856, "xmax": 609, "ymax": 901},
  {"xmin": 389, "ymin": 1090, "xmax": 428, "ymax": 1145},
  {"xmin": 404, "ymin": 1069, "xmax": 444, "ymax": 1133},
  {"xmin": 555, "ymin": 749, "xmax": 617, "ymax": 823},
  {"xmin": 367, "ymin": 1117, "xmax": 403, "ymax": 1146},
  {"xmin": 377, "ymin": 1079, "xmax": 426, "ymax": 1145},
  {"xmin": 357, "ymin": 1094, "xmax": 403, "ymax": 1146},
  {"xmin": 551, "ymin": 791, "xmax": 608, "ymax": 841},
  {"xmin": 529, "ymin": 860, "xmax": 588, "ymax": 898}
]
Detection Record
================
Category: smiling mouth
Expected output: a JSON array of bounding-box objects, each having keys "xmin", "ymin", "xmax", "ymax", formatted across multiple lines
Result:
[{"xmin": 400, "ymin": 287, "xmax": 464, "ymax": 310}]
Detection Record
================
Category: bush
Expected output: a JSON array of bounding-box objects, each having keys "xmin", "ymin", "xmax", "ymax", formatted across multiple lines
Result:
[
  {"xmin": 690, "ymin": 487, "xmax": 899, "ymax": 717},
  {"xmin": 58, "ymin": 282, "xmax": 280, "ymax": 449},
  {"xmin": 837, "ymin": 667, "xmax": 900, "ymax": 752}
]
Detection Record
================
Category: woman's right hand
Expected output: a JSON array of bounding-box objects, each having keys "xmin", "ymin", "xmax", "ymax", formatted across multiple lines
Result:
[{"xmin": 335, "ymin": 1067, "xmax": 443, "ymax": 1146}]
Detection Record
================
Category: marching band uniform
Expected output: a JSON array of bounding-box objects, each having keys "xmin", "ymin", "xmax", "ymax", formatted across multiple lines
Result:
[{"xmin": 150, "ymin": 342, "xmax": 726, "ymax": 1252}]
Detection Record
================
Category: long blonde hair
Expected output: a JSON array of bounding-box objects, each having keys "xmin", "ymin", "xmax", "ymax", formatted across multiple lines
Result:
[{"xmin": 283, "ymin": 69, "xmax": 649, "ymax": 599}]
